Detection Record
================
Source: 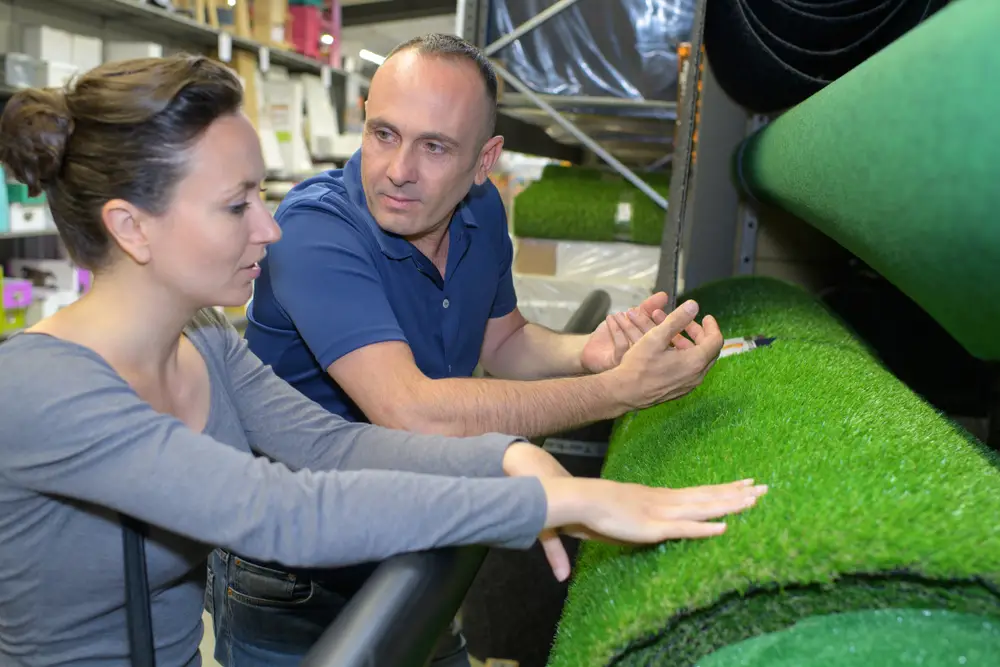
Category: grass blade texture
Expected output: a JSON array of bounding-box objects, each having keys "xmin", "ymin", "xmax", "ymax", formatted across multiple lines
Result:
[
  {"xmin": 734, "ymin": 0, "xmax": 1000, "ymax": 360},
  {"xmin": 512, "ymin": 168, "xmax": 668, "ymax": 246},
  {"xmin": 547, "ymin": 276, "xmax": 1000, "ymax": 667}
]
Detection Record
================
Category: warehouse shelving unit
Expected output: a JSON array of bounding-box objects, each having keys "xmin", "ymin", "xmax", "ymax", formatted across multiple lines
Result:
[
  {"xmin": 460, "ymin": 0, "xmax": 675, "ymax": 212},
  {"xmin": 0, "ymin": 0, "xmax": 293, "ymax": 339},
  {"xmin": 29, "ymin": 0, "xmax": 347, "ymax": 78}
]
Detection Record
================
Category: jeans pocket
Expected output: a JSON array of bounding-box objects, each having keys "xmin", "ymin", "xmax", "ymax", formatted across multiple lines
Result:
[{"xmin": 227, "ymin": 558, "xmax": 314, "ymax": 608}]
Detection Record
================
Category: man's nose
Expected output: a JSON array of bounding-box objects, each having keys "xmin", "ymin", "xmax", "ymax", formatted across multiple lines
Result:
[{"xmin": 386, "ymin": 146, "xmax": 417, "ymax": 185}]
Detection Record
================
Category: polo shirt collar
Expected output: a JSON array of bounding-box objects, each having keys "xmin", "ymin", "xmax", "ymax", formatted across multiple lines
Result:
[{"xmin": 342, "ymin": 150, "xmax": 479, "ymax": 261}]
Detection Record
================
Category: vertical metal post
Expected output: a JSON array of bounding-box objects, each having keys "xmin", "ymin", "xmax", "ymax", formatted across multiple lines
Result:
[{"xmin": 735, "ymin": 114, "xmax": 770, "ymax": 275}]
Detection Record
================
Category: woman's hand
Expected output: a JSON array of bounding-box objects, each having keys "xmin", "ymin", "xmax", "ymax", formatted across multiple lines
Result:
[
  {"xmin": 538, "ymin": 477, "xmax": 768, "ymax": 581},
  {"xmin": 502, "ymin": 442, "xmax": 577, "ymax": 578},
  {"xmin": 502, "ymin": 441, "xmax": 572, "ymax": 479}
]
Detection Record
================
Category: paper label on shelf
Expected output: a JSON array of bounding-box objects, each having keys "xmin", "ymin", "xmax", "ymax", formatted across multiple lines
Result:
[
  {"xmin": 217, "ymin": 33, "xmax": 232, "ymax": 62},
  {"xmin": 615, "ymin": 201, "xmax": 633, "ymax": 224},
  {"xmin": 259, "ymin": 47, "xmax": 270, "ymax": 72},
  {"xmin": 321, "ymin": 65, "xmax": 332, "ymax": 89}
]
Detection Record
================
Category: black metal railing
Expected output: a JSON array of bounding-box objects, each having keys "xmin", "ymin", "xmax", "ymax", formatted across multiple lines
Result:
[{"xmin": 299, "ymin": 289, "xmax": 613, "ymax": 667}]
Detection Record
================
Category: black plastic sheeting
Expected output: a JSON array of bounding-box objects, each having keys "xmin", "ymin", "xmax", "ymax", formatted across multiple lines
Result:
[
  {"xmin": 487, "ymin": 0, "xmax": 695, "ymax": 114},
  {"xmin": 703, "ymin": 0, "xmax": 951, "ymax": 113}
]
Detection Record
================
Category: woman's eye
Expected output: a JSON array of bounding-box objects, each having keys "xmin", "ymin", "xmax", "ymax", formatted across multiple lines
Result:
[{"xmin": 229, "ymin": 202, "xmax": 250, "ymax": 216}]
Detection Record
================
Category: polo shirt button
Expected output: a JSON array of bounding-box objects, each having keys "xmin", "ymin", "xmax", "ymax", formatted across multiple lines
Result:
[{"xmin": 442, "ymin": 298, "xmax": 450, "ymax": 309}]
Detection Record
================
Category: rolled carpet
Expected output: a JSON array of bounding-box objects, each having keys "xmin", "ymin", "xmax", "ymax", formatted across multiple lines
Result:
[
  {"xmin": 546, "ymin": 276, "xmax": 1000, "ymax": 667},
  {"xmin": 734, "ymin": 0, "xmax": 1000, "ymax": 361},
  {"xmin": 703, "ymin": 0, "xmax": 949, "ymax": 112},
  {"xmin": 513, "ymin": 178, "xmax": 667, "ymax": 246}
]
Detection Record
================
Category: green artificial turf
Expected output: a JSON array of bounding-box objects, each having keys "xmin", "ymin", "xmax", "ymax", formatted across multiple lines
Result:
[
  {"xmin": 697, "ymin": 608, "xmax": 1000, "ymax": 667},
  {"xmin": 513, "ymin": 174, "xmax": 668, "ymax": 246},
  {"xmin": 540, "ymin": 163, "xmax": 672, "ymax": 190},
  {"xmin": 547, "ymin": 276, "xmax": 1000, "ymax": 667},
  {"xmin": 734, "ymin": 0, "xmax": 1000, "ymax": 360}
]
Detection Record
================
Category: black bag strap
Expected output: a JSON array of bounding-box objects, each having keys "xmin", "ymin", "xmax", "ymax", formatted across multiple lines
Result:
[{"xmin": 121, "ymin": 514, "xmax": 157, "ymax": 667}]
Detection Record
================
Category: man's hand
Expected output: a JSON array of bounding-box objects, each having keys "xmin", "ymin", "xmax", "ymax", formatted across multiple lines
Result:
[
  {"xmin": 580, "ymin": 291, "xmax": 671, "ymax": 374},
  {"xmin": 609, "ymin": 299, "xmax": 724, "ymax": 410}
]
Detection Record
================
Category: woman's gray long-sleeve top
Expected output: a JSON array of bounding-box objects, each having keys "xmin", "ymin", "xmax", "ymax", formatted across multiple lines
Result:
[{"xmin": 0, "ymin": 308, "xmax": 547, "ymax": 666}]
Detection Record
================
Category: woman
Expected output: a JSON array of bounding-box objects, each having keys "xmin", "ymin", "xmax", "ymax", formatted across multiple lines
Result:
[{"xmin": 0, "ymin": 54, "xmax": 766, "ymax": 666}]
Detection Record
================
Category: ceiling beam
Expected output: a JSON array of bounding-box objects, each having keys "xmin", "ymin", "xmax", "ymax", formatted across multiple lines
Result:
[{"xmin": 342, "ymin": 0, "xmax": 457, "ymax": 27}]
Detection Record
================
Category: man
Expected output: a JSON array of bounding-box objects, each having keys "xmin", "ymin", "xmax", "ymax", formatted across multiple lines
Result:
[{"xmin": 209, "ymin": 33, "xmax": 723, "ymax": 666}]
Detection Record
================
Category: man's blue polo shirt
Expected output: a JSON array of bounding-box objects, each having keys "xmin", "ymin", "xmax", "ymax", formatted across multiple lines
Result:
[{"xmin": 245, "ymin": 150, "xmax": 517, "ymax": 422}]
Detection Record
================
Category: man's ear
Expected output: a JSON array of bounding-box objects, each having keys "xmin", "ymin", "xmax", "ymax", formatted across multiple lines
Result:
[
  {"xmin": 101, "ymin": 199, "xmax": 153, "ymax": 265},
  {"xmin": 474, "ymin": 135, "xmax": 505, "ymax": 185}
]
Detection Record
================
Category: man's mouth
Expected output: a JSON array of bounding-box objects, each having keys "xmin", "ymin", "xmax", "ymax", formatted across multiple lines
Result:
[{"xmin": 381, "ymin": 193, "xmax": 418, "ymax": 205}]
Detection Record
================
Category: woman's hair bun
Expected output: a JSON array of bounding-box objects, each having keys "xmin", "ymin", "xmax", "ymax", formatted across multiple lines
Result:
[{"xmin": 0, "ymin": 88, "xmax": 75, "ymax": 197}]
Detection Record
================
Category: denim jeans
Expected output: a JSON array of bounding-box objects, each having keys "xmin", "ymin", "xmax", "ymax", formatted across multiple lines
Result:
[{"xmin": 206, "ymin": 549, "xmax": 471, "ymax": 667}]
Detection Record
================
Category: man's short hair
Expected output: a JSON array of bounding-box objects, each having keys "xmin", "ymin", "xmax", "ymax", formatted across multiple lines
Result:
[{"xmin": 385, "ymin": 33, "xmax": 499, "ymax": 139}]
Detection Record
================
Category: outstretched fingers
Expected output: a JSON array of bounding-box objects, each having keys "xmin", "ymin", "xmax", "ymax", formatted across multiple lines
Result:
[
  {"xmin": 666, "ymin": 479, "xmax": 769, "ymax": 502},
  {"xmin": 654, "ymin": 492, "xmax": 761, "ymax": 522}
]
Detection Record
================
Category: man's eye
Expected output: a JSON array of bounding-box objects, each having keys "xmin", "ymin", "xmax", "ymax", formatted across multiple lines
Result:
[
  {"xmin": 426, "ymin": 143, "xmax": 444, "ymax": 154},
  {"xmin": 375, "ymin": 129, "xmax": 393, "ymax": 141},
  {"xmin": 229, "ymin": 203, "xmax": 250, "ymax": 215}
]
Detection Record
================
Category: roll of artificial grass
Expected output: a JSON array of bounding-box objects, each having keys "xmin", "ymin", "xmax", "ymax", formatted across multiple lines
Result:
[
  {"xmin": 513, "ymin": 178, "xmax": 667, "ymax": 246},
  {"xmin": 547, "ymin": 276, "xmax": 1000, "ymax": 667},
  {"xmin": 734, "ymin": 0, "xmax": 1000, "ymax": 361},
  {"xmin": 699, "ymin": 608, "xmax": 1000, "ymax": 667},
  {"xmin": 703, "ymin": 0, "xmax": 948, "ymax": 112},
  {"xmin": 540, "ymin": 164, "xmax": 671, "ymax": 190}
]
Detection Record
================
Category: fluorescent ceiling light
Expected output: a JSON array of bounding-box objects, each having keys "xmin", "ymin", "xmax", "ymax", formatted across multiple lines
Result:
[
  {"xmin": 320, "ymin": 34, "xmax": 335, "ymax": 45},
  {"xmin": 359, "ymin": 49, "xmax": 385, "ymax": 66}
]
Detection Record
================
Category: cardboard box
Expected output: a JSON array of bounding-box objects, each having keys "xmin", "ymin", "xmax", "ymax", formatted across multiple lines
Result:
[
  {"xmin": 104, "ymin": 41, "xmax": 163, "ymax": 63},
  {"xmin": 22, "ymin": 25, "xmax": 73, "ymax": 63},
  {"xmin": 513, "ymin": 237, "xmax": 558, "ymax": 276},
  {"xmin": 72, "ymin": 35, "xmax": 104, "ymax": 72}
]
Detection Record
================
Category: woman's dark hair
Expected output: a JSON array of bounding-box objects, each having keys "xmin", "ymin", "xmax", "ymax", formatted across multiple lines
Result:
[{"xmin": 0, "ymin": 53, "xmax": 244, "ymax": 270}]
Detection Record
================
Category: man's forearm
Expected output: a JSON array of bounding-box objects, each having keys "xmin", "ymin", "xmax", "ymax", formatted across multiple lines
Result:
[
  {"xmin": 400, "ymin": 371, "xmax": 631, "ymax": 439},
  {"xmin": 485, "ymin": 323, "xmax": 589, "ymax": 380}
]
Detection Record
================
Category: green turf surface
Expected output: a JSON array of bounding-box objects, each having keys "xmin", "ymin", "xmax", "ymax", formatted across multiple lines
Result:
[
  {"xmin": 547, "ymin": 276, "xmax": 1000, "ymax": 667},
  {"xmin": 513, "ymin": 175, "xmax": 668, "ymax": 246},
  {"xmin": 733, "ymin": 0, "xmax": 1000, "ymax": 360},
  {"xmin": 697, "ymin": 608, "xmax": 1000, "ymax": 667},
  {"xmin": 540, "ymin": 164, "xmax": 671, "ymax": 189}
]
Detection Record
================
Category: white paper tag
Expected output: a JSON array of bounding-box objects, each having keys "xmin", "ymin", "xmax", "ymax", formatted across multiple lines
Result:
[
  {"xmin": 259, "ymin": 47, "xmax": 270, "ymax": 72},
  {"xmin": 615, "ymin": 201, "xmax": 633, "ymax": 224},
  {"xmin": 321, "ymin": 65, "xmax": 332, "ymax": 89},
  {"xmin": 217, "ymin": 32, "xmax": 232, "ymax": 63}
]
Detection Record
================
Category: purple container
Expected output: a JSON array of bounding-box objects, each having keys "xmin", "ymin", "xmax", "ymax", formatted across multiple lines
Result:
[{"xmin": 2, "ymin": 278, "xmax": 32, "ymax": 310}]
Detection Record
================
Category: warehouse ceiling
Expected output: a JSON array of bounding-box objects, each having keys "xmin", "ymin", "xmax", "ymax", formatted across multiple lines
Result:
[{"xmin": 339, "ymin": 13, "xmax": 456, "ymax": 63}]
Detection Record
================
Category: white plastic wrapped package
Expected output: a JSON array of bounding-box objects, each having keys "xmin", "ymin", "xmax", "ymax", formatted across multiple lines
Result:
[
  {"xmin": 552, "ymin": 240, "xmax": 660, "ymax": 285},
  {"xmin": 488, "ymin": 0, "xmax": 695, "ymax": 110},
  {"xmin": 514, "ymin": 273, "xmax": 654, "ymax": 332},
  {"xmin": 513, "ymin": 237, "xmax": 661, "ymax": 286}
]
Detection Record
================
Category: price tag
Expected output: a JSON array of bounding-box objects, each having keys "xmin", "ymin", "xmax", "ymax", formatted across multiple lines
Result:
[
  {"xmin": 320, "ymin": 65, "xmax": 332, "ymax": 89},
  {"xmin": 615, "ymin": 201, "xmax": 633, "ymax": 224},
  {"xmin": 217, "ymin": 32, "xmax": 232, "ymax": 62},
  {"xmin": 258, "ymin": 47, "xmax": 270, "ymax": 72}
]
